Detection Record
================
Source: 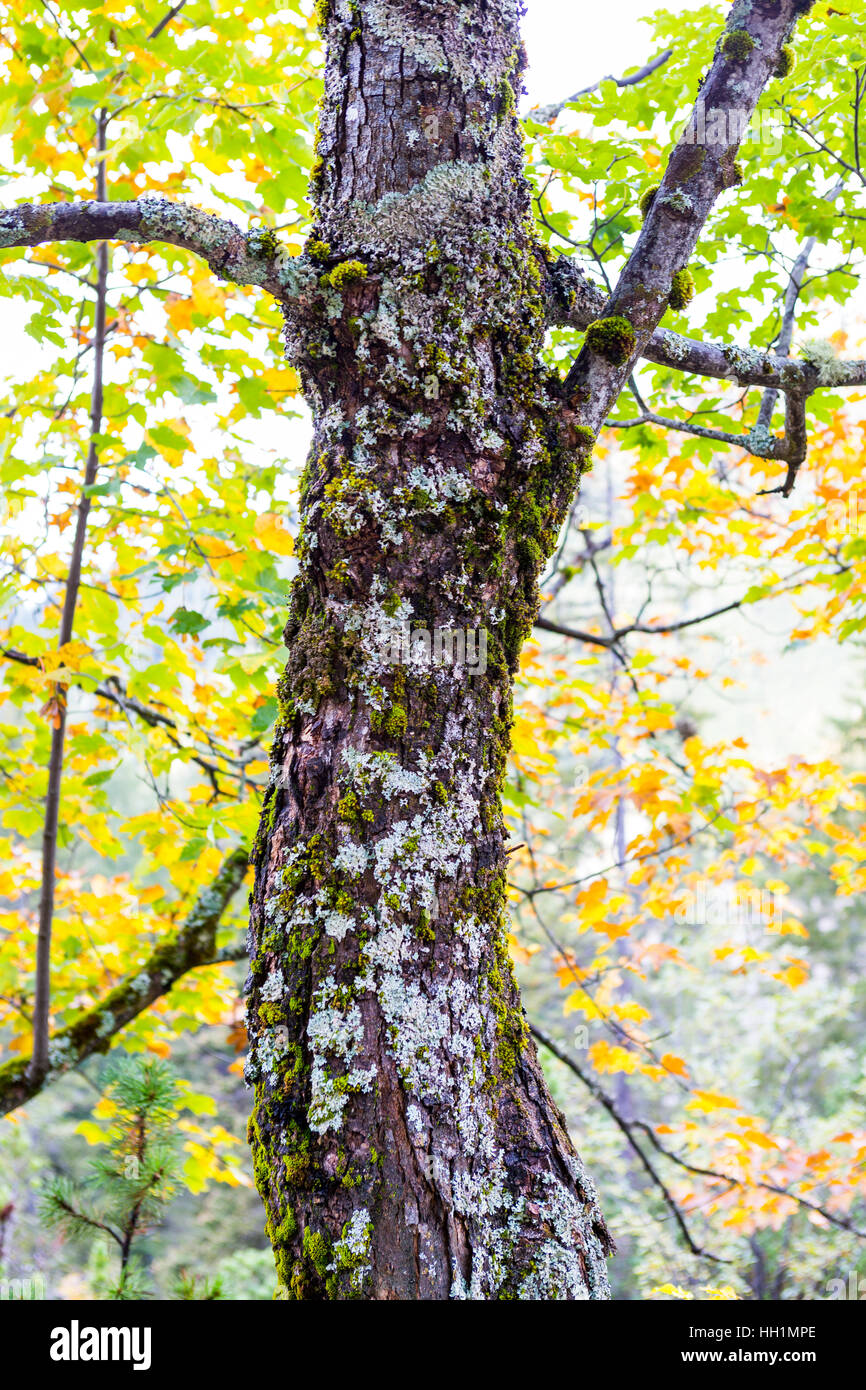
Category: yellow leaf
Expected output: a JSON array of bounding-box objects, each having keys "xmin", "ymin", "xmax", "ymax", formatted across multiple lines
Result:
[
  {"xmin": 589, "ymin": 1040, "xmax": 638, "ymax": 1074},
  {"xmin": 661, "ymin": 1053, "xmax": 689, "ymax": 1078},
  {"xmin": 254, "ymin": 512, "xmax": 295, "ymax": 556},
  {"xmin": 191, "ymin": 278, "xmax": 227, "ymax": 318},
  {"xmin": 687, "ymin": 1089, "xmax": 740, "ymax": 1114},
  {"xmin": 165, "ymin": 293, "xmax": 195, "ymax": 332},
  {"xmin": 74, "ymin": 1120, "xmax": 106, "ymax": 1146},
  {"xmin": 773, "ymin": 959, "xmax": 809, "ymax": 989},
  {"xmin": 741, "ymin": 1128, "xmax": 779, "ymax": 1150}
]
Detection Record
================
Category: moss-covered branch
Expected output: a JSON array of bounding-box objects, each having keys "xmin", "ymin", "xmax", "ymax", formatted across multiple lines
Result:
[
  {"xmin": 0, "ymin": 196, "xmax": 309, "ymax": 298},
  {"xmin": 546, "ymin": 256, "xmax": 866, "ymax": 394},
  {"xmin": 0, "ymin": 847, "xmax": 249, "ymax": 1118}
]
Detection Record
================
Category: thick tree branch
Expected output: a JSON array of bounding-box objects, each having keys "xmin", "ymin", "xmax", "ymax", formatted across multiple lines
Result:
[
  {"xmin": 562, "ymin": 2, "xmax": 809, "ymax": 422},
  {"xmin": 546, "ymin": 247, "xmax": 866, "ymax": 394},
  {"xmin": 541, "ymin": 1, "xmax": 860, "ymax": 491},
  {"xmin": 0, "ymin": 847, "xmax": 249, "ymax": 1117},
  {"xmin": 0, "ymin": 195, "xmax": 309, "ymax": 299}
]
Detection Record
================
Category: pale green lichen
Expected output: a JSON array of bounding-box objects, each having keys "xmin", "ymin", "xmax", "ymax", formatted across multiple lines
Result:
[
  {"xmin": 659, "ymin": 186, "xmax": 694, "ymax": 215},
  {"xmin": 134, "ymin": 193, "xmax": 308, "ymax": 294},
  {"xmin": 334, "ymin": 131, "xmax": 513, "ymax": 253},
  {"xmin": 800, "ymin": 338, "xmax": 852, "ymax": 387}
]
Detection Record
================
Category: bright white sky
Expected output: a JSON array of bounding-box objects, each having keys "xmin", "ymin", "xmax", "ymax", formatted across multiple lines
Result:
[{"xmin": 521, "ymin": 0, "xmax": 693, "ymax": 109}]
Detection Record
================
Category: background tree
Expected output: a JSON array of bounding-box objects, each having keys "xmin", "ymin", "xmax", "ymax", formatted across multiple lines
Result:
[
  {"xmin": 1, "ymin": 0, "xmax": 865, "ymax": 1301},
  {"xmin": 41, "ymin": 1055, "xmax": 225, "ymax": 1299}
]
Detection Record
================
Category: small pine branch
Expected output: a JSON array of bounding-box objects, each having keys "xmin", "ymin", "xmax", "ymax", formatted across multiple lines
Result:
[
  {"xmin": 172, "ymin": 1271, "xmax": 226, "ymax": 1300},
  {"xmin": 39, "ymin": 1056, "xmax": 186, "ymax": 1296},
  {"xmin": 39, "ymin": 1176, "xmax": 122, "ymax": 1248},
  {"xmin": 103, "ymin": 1259, "xmax": 153, "ymax": 1301}
]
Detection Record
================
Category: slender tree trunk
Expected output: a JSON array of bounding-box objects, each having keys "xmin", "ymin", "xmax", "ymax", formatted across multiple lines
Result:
[
  {"xmin": 247, "ymin": 0, "xmax": 612, "ymax": 1299},
  {"xmin": 30, "ymin": 111, "xmax": 109, "ymax": 1084}
]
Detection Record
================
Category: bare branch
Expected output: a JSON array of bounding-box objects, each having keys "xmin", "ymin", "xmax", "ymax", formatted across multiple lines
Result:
[
  {"xmin": 546, "ymin": 247, "xmax": 866, "ymax": 394},
  {"xmin": 756, "ymin": 238, "xmax": 817, "ymax": 431},
  {"xmin": 148, "ymin": 0, "xmax": 189, "ymax": 40},
  {"xmin": 31, "ymin": 113, "xmax": 110, "ymax": 1087},
  {"xmin": 607, "ymin": 405, "xmax": 790, "ymax": 459},
  {"xmin": 531, "ymin": 1023, "xmax": 730, "ymax": 1262},
  {"xmin": 607, "ymin": 391, "xmax": 809, "ymax": 478},
  {"xmin": 534, "ymin": 615, "xmax": 613, "ymax": 649},
  {"xmin": 531, "ymin": 48, "xmax": 673, "ymax": 125},
  {"xmin": 532, "ymin": 1023, "xmax": 866, "ymax": 1248}
]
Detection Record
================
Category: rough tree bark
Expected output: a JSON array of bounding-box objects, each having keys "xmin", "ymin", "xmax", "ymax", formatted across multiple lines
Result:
[
  {"xmin": 244, "ymin": 0, "xmax": 614, "ymax": 1302},
  {"xmin": 242, "ymin": 0, "xmax": 810, "ymax": 1302}
]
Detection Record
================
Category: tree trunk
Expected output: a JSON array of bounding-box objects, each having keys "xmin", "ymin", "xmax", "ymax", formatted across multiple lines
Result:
[{"xmin": 245, "ymin": 0, "xmax": 612, "ymax": 1300}]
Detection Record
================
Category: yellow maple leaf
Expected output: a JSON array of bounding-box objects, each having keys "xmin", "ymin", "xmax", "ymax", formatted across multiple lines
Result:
[{"xmin": 254, "ymin": 512, "xmax": 295, "ymax": 556}]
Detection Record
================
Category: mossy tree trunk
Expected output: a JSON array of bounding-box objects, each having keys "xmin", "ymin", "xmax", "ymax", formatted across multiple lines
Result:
[{"xmin": 245, "ymin": 0, "xmax": 612, "ymax": 1300}]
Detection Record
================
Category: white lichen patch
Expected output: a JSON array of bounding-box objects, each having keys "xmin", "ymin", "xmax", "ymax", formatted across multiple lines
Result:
[
  {"xmin": 337, "ymin": 127, "xmax": 514, "ymax": 255},
  {"xmin": 800, "ymin": 337, "xmax": 852, "ymax": 387},
  {"xmin": 261, "ymin": 968, "xmax": 285, "ymax": 1002},
  {"xmin": 47, "ymin": 1035, "xmax": 76, "ymax": 1073},
  {"xmin": 254, "ymin": 1025, "xmax": 290, "ymax": 1080},
  {"xmin": 330, "ymin": 1207, "xmax": 373, "ymax": 1292},
  {"xmin": 333, "ymin": 842, "xmax": 369, "ymax": 878},
  {"xmin": 307, "ymin": 975, "xmax": 375, "ymax": 1135},
  {"xmin": 516, "ymin": 1171, "xmax": 610, "ymax": 1301}
]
